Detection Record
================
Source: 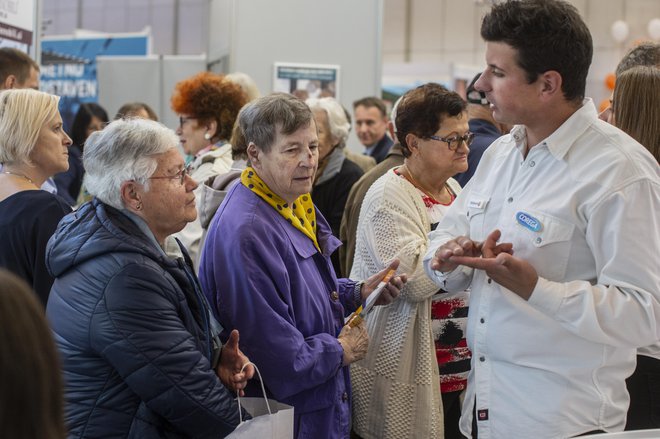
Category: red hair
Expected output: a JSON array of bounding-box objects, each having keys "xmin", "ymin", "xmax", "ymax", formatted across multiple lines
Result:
[{"xmin": 170, "ymin": 71, "xmax": 247, "ymax": 141}]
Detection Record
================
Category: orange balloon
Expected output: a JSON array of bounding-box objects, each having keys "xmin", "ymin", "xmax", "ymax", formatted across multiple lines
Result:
[
  {"xmin": 605, "ymin": 73, "xmax": 616, "ymax": 90},
  {"xmin": 599, "ymin": 98, "xmax": 611, "ymax": 113}
]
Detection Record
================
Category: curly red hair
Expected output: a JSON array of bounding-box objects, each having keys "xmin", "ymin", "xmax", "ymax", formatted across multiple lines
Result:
[{"xmin": 170, "ymin": 71, "xmax": 247, "ymax": 142}]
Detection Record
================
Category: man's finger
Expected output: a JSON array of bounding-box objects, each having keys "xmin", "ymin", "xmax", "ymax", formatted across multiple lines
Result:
[
  {"xmin": 449, "ymin": 255, "xmax": 497, "ymax": 271},
  {"xmin": 480, "ymin": 229, "xmax": 502, "ymax": 258},
  {"xmin": 493, "ymin": 242, "xmax": 514, "ymax": 256}
]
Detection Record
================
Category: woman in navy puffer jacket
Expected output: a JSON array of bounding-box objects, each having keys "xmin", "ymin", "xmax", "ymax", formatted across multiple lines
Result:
[{"xmin": 46, "ymin": 118, "xmax": 253, "ymax": 438}]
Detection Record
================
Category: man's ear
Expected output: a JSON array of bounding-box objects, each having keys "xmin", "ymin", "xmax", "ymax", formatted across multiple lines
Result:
[
  {"xmin": 539, "ymin": 70, "xmax": 563, "ymax": 100},
  {"xmin": 3, "ymin": 75, "xmax": 16, "ymax": 89},
  {"xmin": 120, "ymin": 181, "xmax": 143, "ymax": 212},
  {"xmin": 247, "ymin": 142, "xmax": 260, "ymax": 168}
]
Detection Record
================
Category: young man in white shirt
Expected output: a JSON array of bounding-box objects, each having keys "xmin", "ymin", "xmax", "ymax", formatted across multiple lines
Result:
[{"xmin": 423, "ymin": 1, "xmax": 660, "ymax": 438}]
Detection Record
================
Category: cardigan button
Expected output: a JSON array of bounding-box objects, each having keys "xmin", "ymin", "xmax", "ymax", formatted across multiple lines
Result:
[
  {"xmin": 330, "ymin": 291, "xmax": 339, "ymax": 301},
  {"xmin": 342, "ymin": 391, "xmax": 348, "ymax": 402}
]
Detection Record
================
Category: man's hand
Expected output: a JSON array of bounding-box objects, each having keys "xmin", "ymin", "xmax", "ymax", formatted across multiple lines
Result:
[
  {"xmin": 430, "ymin": 235, "xmax": 484, "ymax": 273},
  {"xmin": 338, "ymin": 320, "xmax": 369, "ymax": 366},
  {"xmin": 216, "ymin": 329, "xmax": 255, "ymax": 396},
  {"xmin": 449, "ymin": 229, "xmax": 537, "ymax": 300},
  {"xmin": 361, "ymin": 259, "xmax": 407, "ymax": 306}
]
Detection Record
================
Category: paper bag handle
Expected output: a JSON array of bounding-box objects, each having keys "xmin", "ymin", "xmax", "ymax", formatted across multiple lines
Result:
[{"xmin": 236, "ymin": 362, "xmax": 271, "ymax": 423}]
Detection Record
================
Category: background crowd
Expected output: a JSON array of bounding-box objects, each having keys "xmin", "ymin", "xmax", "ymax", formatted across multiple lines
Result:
[{"xmin": 0, "ymin": 1, "xmax": 658, "ymax": 438}]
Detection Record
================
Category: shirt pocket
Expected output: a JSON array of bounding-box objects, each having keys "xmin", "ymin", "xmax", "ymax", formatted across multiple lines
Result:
[
  {"xmin": 515, "ymin": 209, "xmax": 575, "ymax": 281},
  {"xmin": 466, "ymin": 192, "xmax": 491, "ymax": 242}
]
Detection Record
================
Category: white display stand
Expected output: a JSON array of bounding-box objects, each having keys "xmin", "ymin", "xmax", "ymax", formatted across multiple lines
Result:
[
  {"xmin": 97, "ymin": 54, "xmax": 206, "ymax": 132},
  {"xmin": 211, "ymin": 0, "xmax": 384, "ymax": 153}
]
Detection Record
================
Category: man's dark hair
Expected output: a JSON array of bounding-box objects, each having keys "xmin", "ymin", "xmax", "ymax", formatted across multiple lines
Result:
[
  {"xmin": 481, "ymin": 0, "xmax": 593, "ymax": 103},
  {"xmin": 395, "ymin": 83, "xmax": 466, "ymax": 158},
  {"xmin": 0, "ymin": 48, "xmax": 39, "ymax": 85},
  {"xmin": 352, "ymin": 96, "xmax": 387, "ymax": 118},
  {"xmin": 615, "ymin": 42, "xmax": 660, "ymax": 77}
]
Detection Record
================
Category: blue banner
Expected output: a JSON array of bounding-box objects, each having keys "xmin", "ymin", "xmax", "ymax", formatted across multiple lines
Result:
[{"xmin": 40, "ymin": 35, "xmax": 149, "ymax": 131}]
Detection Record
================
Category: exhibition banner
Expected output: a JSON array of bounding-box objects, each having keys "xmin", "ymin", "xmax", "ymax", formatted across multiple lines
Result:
[
  {"xmin": 0, "ymin": 0, "xmax": 35, "ymax": 51},
  {"xmin": 41, "ymin": 33, "xmax": 149, "ymax": 130}
]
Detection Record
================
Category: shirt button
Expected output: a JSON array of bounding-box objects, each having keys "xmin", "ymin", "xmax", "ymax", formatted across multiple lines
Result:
[
  {"xmin": 479, "ymin": 356, "xmax": 485, "ymax": 362},
  {"xmin": 529, "ymin": 160, "xmax": 536, "ymax": 167},
  {"xmin": 480, "ymin": 318, "xmax": 485, "ymax": 324},
  {"xmin": 535, "ymin": 237, "xmax": 542, "ymax": 244},
  {"xmin": 487, "ymin": 278, "xmax": 492, "ymax": 284},
  {"xmin": 507, "ymin": 197, "xmax": 513, "ymax": 203},
  {"xmin": 330, "ymin": 291, "xmax": 339, "ymax": 301},
  {"xmin": 342, "ymin": 391, "xmax": 348, "ymax": 402}
]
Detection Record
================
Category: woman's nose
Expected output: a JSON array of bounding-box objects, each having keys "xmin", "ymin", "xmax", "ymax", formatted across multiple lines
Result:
[{"xmin": 300, "ymin": 148, "xmax": 316, "ymax": 167}]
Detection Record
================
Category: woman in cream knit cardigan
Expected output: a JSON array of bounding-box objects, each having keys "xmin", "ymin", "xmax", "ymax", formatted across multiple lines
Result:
[{"xmin": 350, "ymin": 83, "xmax": 472, "ymax": 439}]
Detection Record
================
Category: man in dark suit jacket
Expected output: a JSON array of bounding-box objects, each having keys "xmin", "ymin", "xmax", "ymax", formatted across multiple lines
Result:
[{"xmin": 453, "ymin": 72, "xmax": 508, "ymax": 187}]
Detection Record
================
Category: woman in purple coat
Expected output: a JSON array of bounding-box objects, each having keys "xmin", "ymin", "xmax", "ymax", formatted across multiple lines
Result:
[{"xmin": 199, "ymin": 93, "xmax": 406, "ymax": 438}]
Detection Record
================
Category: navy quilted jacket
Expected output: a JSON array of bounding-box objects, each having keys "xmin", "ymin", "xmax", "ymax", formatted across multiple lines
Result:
[{"xmin": 46, "ymin": 199, "xmax": 241, "ymax": 438}]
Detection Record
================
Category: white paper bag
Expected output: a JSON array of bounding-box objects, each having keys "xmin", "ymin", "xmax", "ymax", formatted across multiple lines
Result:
[{"xmin": 226, "ymin": 363, "xmax": 294, "ymax": 439}]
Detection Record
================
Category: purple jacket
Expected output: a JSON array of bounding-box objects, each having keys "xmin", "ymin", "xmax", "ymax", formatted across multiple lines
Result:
[{"xmin": 199, "ymin": 183, "xmax": 359, "ymax": 438}]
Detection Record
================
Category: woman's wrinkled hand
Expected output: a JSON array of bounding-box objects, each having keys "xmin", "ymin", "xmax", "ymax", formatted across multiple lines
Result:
[
  {"xmin": 338, "ymin": 320, "xmax": 369, "ymax": 366},
  {"xmin": 361, "ymin": 259, "xmax": 407, "ymax": 306},
  {"xmin": 216, "ymin": 329, "xmax": 255, "ymax": 396}
]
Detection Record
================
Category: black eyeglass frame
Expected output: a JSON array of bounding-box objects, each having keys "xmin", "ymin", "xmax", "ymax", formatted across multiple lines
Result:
[{"xmin": 428, "ymin": 132, "xmax": 475, "ymax": 151}]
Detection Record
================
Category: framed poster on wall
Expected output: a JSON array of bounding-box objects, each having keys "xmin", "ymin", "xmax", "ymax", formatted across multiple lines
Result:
[{"xmin": 273, "ymin": 62, "xmax": 340, "ymax": 100}]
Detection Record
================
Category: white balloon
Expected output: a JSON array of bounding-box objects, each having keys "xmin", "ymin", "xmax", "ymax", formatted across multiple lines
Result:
[
  {"xmin": 611, "ymin": 20, "xmax": 630, "ymax": 43},
  {"xmin": 648, "ymin": 18, "xmax": 660, "ymax": 41}
]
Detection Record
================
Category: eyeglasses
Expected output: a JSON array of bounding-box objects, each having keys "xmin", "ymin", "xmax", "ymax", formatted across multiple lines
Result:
[
  {"xmin": 429, "ymin": 132, "xmax": 475, "ymax": 151},
  {"xmin": 149, "ymin": 164, "xmax": 193, "ymax": 185},
  {"xmin": 178, "ymin": 116, "xmax": 197, "ymax": 128}
]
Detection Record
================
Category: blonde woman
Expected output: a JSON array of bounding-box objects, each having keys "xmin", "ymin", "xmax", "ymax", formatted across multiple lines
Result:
[{"xmin": 0, "ymin": 89, "xmax": 72, "ymax": 304}]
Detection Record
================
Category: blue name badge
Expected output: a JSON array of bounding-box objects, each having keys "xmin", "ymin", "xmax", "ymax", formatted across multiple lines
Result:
[{"xmin": 516, "ymin": 211, "xmax": 543, "ymax": 232}]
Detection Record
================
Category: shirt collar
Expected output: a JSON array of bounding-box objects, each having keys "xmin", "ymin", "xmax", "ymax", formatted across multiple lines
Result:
[{"xmin": 509, "ymin": 98, "xmax": 597, "ymax": 161}]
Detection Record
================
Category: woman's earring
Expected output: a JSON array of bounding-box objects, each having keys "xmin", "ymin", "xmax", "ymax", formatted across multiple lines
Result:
[
  {"xmin": 136, "ymin": 201, "xmax": 143, "ymax": 211},
  {"xmin": 204, "ymin": 133, "xmax": 211, "ymax": 140}
]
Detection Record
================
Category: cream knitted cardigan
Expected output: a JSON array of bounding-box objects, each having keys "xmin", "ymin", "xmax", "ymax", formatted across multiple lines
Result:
[{"xmin": 350, "ymin": 169, "xmax": 462, "ymax": 439}]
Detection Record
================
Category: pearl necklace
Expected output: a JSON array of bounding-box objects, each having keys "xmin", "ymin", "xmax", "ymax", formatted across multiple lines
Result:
[{"xmin": 3, "ymin": 171, "xmax": 36, "ymax": 185}]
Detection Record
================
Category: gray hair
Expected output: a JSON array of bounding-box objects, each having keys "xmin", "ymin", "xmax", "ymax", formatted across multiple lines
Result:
[
  {"xmin": 306, "ymin": 97, "xmax": 350, "ymax": 149},
  {"xmin": 226, "ymin": 72, "xmax": 261, "ymax": 102},
  {"xmin": 390, "ymin": 95, "xmax": 404, "ymax": 134},
  {"xmin": 83, "ymin": 118, "xmax": 178, "ymax": 209},
  {"xmin": 616, "ymin": 42, "xmax": 660, "ymax": 77},
  {"xmin": 239, "ymin": 93, "xmax": 313, "ymax": 153}
]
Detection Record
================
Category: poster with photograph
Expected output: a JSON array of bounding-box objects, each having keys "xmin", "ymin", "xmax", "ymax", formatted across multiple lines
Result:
[{"xmin": 273, "ymin": 62, "xmax": 340, "ymax": 100}]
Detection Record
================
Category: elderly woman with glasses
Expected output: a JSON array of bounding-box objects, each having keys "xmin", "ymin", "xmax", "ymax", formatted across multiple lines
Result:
[
  {"xmin": 200, "ymin": 93, "xmax": 406, "ymax": 439},
  {"xmin": 350, "ymin": 83, "xmax": 473, "ymax": 439},
  {"xmin": 169, "ymin": 71, "xmax": 248, "ymax": 266},
  {"xmin": 305, "ymin": 97, "xmax": 364, "ymax": 275},
  {"xmin": 46, "ymin": 118, "xmax": 254, "ymax": 438}
]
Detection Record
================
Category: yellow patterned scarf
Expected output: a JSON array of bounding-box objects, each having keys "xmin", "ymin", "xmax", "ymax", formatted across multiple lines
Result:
[{"xmin": 241, "ymin": 167, "xmax": 320, "ymax": 252}]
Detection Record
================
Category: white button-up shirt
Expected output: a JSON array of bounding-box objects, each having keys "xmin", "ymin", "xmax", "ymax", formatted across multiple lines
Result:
[{"xmin": 423, "ymin": 100, "xmax": 660, "ymax": 439}]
